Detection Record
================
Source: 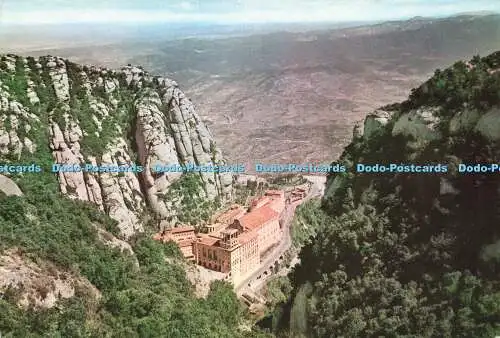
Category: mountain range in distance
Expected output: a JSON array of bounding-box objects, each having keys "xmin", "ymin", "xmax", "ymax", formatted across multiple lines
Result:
[
  {"xmin": 3, "ymin": 13, "xmax": 500, "ymax": 171},
  {"xmin": 2, "ymin": 6, "xmax": 500, "ymax": 336}
]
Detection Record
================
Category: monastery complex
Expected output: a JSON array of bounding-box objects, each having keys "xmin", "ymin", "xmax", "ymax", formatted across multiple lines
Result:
[{"xmin": 154, "ymin": 187, "xmax": 308, "ymax": 285}]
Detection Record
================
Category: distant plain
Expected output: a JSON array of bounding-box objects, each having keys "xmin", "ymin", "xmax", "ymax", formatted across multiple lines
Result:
[{"xmin": 3, "ymin": 15, "xmax": 500, "ymax": 170}]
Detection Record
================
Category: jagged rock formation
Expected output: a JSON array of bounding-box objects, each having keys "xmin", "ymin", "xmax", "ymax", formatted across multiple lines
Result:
[{"xmin": 0, "ymin": 54, "xmax": 233, "ymax": 238}]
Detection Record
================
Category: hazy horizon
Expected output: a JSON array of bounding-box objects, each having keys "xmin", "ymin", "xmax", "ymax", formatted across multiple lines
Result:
[{"xmin": 1, "ymin": 0, "xmax": 499, "ymax": 25}]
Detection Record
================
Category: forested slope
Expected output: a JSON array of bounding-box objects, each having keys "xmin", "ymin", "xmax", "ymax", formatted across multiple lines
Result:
[
  {"xmin": 0, "ymin": 54, "xmax": 266, "ymax": 337},
  {"xmin": 280, "ymin": 51, "xmax": 500, "ymax": 337}
]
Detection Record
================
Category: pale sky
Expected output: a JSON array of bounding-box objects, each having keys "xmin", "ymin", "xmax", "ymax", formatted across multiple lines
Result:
[{"xmin": 2, "ymin": 0, "xmax": 500, "ymax": 25}]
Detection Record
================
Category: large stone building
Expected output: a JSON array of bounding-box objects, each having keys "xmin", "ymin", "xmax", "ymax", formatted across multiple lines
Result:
[
  {"xmin": 205, "ymin": 204, "xmax": 246, "ymax": 234},
  {"xmin": 193, "ymin": 228, "xmax": 260, "ymax": 284},
  {"xmin": 153, "ymin": 226, "xmax": 196, "ymax": 260},
  {"xmin": 154, "ymin": 190, "xmax": 288, "ymax": 286},
  {"xmin": 253, "ymin": 190, "xmax": 286, "ymax": 215},
  {"xmin": 233, "ymin": 205, "xmax": 280, "ymax": 256}
]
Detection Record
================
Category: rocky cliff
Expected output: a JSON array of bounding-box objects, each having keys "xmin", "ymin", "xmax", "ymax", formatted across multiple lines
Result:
[
  {"xmin": 279, "ymin": 51, "xmax": 500, "ymax": 337},
  {"xmin": 324, "ymin": 52, "xmax": 500, "ymax": 209},
  {"xmin": 0, "ymin": 54, "xmax": 233, "ymax": 238}
]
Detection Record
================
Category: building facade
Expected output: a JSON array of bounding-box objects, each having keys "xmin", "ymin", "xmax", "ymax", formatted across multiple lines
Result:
[
  {"xmin": 153, "ymin": 226, "xmax": 196, "ymax": 260},
  {"xmin": 192, "ymin": 228, "xmax": 259, "ymax": 285},
  {"xmin": 234, "ymin": 205, "xmax": 281, "ymax": 256},
  {"xmin": 154, "ymin": 189, "xmax": 287, "ymax": 286}
]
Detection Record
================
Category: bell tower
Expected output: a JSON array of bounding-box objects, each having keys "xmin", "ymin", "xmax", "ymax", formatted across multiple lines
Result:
[{"xmin": 220, "ymin": 229, "xmax": 239, "ymax": 250}]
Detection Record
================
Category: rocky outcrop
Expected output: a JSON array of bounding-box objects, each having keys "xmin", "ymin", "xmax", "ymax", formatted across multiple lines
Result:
[
  {"xmin": 352, "ymin": 119, "xmax": 365, "ymax": 139},
  {"xmin": 0, "ymin": 174, "xmax": 23, "ymax": 196},
  {"xmin": 134, "ymin": 82, "xmax": 232, "ymax": 219},
  {"xmin": 135, "ymin": 90, "xmax": 183, "ymax": 219},
  {"xmin": 99, "ymin": 139, "xmax": 145, "ymax": 237},
  {"xmin": 362, "ymin": 109, "xmax": 392, "ymax": 139},
  {"xmin": 324, "ymin": 51, "xmax": 500, "ymax": 211},
  {"xmin": 474, "ymin": 108, "xmax": 500, "ymax": 141},
  {"xmin": 94, "ymin": 226, "xmax": 136, "ymax": 258},
  {"xmin": 357, "ymin": 106, "xmax": 441, "ymax": 144},
  {"xmin": 49, "ymin": 118, "xmax": 88, "ymax": 200},
  {"xmin": 46, "ymin": 57, "xmax": 70, "ymax": 101},
  {"xmin": 449, "ymin": 108, "xmax": 481, "ymax": 134},
  {"xmin": 392, "ymin": 106, "xmax": 441, "ymax": 141},
  {"xmin": 0, "ymin": 76, "xmax": 39, "ymax": 158},
  {"xmin": 0, "ymin": 248, "xmax": 101, "ymax": 309},
  {"xmin": 0, "ymin": 55, "xmax": 234, "ymax": 238}
]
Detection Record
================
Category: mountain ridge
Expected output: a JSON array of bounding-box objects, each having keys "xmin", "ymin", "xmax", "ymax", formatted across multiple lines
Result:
[
  {"xmin": 0, "ymin": 53, "xmax": 233, "ymax": 238},
  {"xmin": 0, "ymin": 54, "xmax": 266, "ymax": 337},
  {"xmin": 272, "ymin": 50, "xmax": 500, "ymax": 337}
]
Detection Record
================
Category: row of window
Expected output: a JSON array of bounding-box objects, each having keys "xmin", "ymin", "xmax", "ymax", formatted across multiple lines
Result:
[{"xmin": 201, "ymin": 246, "xmax": 222, "ymax": 261}]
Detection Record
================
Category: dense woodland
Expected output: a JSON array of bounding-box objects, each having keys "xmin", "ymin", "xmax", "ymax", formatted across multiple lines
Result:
[
  {"xmin": 0, "ymin": 165, "xmax": 273, "ymax": 337},
  {"xmin": 268, "ymin": 51, "xmax": 500, "ymax": 337}
]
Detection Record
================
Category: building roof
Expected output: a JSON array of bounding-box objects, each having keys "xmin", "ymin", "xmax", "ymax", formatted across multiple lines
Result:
[
  {"xmin": 208, "ymin": 232, "xmax": 224, "ymax": 240},
  {"xmin": 177, "ymin": 239, "xmax": 195, "ymax": 247},
  {"xmin": 238, "ymin": 230, "xmax": 258, "ymax": 245},
  {"xmin": 216, "ymin": 206, "xmax": 245, "ymax": 224},
  {"xmin": 170, "ymin": 226, "xmax": 195, "ymax": 234},
  {"xmin": 251, "ymin": 196, "xmax": 270, "ymax": 207},
  {"xmin": 197, "ymin": 236, "xmax": 220, "ymax": 246},
  {"xmin": 238, "ymin": 205, "xmax": 278, "ymax": 230},
  {"xmin": 266, "ymin": 189, "xmax": 284, "ymax": 196},
  {"xmin": 268, "ymin": 199, "xmax": 285, "ymax": 214},
  {"xmin": 222, "ymin": 228, "xmax": 239, "ymax": 235}
]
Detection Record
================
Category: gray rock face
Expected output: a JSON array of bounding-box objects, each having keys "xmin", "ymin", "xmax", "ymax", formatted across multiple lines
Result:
[
  {"xmin": 0, "ymin": 55, "xmax": 233, "ymax": 238},
  {"xmin": 363, "ymin": 109, "xmax": 392, "ymax": 140},
  {"xmin": 0, "ymin": 80, "xmax": 39, "ymax": 158},
  {"xmin": 392, "ymin": 106, "xmax": 441, "ymax": 142},
  {"xmin": 135, "ymin": 91, "xmax": 181, "ymax": 218},
  {"xmin": 475, "ymin": 108, "xmax": 500, "ymax": 141},
  {"xmin": 0, "ymin": 174, "xmax": 23, "ymax": 196},
  {"xmin": 45, "ymin": 56, "xmax": 70, "ymax": 102},
  {"xmin": 125, "ymin": 67, "xmax": 233, "ymax": 219},
  {"xmin": 0, "ymin": 248, "xmax": 101, "ymax": 310},
  {"xmin": 449, "ymin": 109, "xmax": 481, "ymax": 134},
  {"xmin": 49, "ymin": 118, "xmax": 89, "ymax": 201},
  {"xmin": 353, "ymin": 119, "xmax": 364, "ymax": 139}
]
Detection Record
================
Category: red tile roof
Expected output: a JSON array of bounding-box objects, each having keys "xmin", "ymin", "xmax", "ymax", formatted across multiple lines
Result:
[
  {"xmin": 222, "ymin": 228, "xmax": 239, "ymax": 235},
  {"xmin": 238, "ymin": 205, "xmax": 278, "ymax": 230},
  {"xmin": 171, "ymin": 226, "xmax": 195, "ymax": 234},
  {"xmin": 250, "ymin": 196, "xmax": 270, "ymax": 209},
  {"xmin": 177, "ymin": 239, "xmax": 195, "ymax": 247},
  {"xmin": 197, "ymin": 236, "xmax": 219, "ymax": 246},
  {"xmin": 238, "ymin": 230, "xmax": 258, "ymax": 245},
  {"xmin": 215, "ymin": 206, "xmax": 245, "ymax": 223}
]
